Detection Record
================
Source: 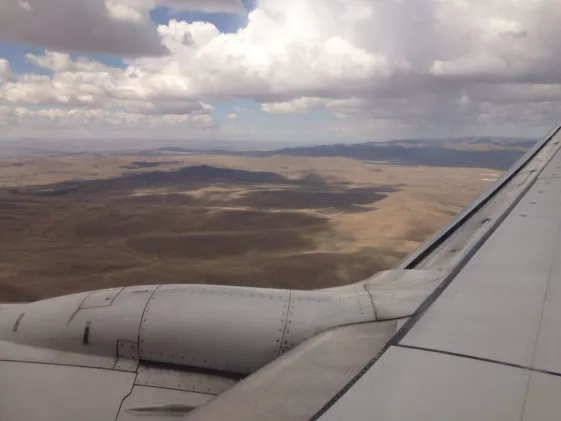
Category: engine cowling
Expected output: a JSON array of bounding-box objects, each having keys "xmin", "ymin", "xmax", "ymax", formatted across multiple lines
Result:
[{"xmin": 0, "ymin": 270, "xmax": 442, "ymax": 375}]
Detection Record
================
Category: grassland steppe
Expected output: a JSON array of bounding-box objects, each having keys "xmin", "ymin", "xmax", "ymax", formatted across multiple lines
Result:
[{"xmin": 0, "ymin": 141, "xmax": 515, "ymax": 301}]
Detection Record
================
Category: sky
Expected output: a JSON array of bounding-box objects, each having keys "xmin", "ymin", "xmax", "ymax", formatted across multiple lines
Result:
[{"xmin": 0, "ymin": 0, "xmax": 560, "ymax": 144}]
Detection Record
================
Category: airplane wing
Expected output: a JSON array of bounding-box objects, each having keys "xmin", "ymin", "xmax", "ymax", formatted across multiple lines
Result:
[
  {"xmin": 1, "ymin": 126, "xmax": 561, "ymax": 420},
  {"xmin": 309, "ymin": 123, "xmax": 561, "ymax": 421}
]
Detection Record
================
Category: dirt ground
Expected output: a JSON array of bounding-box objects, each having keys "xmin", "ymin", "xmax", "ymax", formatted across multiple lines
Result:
[{"xmin": 0, "ymin": 153, "xmax": 499, "ymax": 301}]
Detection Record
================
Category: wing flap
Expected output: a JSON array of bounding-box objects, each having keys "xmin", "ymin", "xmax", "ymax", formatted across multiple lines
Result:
[{"xmin": 187, "ymin": 322, "xmax": 397, "ymax": 421}]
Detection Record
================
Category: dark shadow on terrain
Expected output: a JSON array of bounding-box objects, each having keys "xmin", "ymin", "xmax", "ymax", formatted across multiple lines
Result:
[
  {"xmin": 17, "ymin": 165, "xmax": 401, "ymax": 212},
  {"xmin": 137, "ymin": 140, "xmax": 532, "ymax": 170},
  {"xmin": 122, "ymin": 160, "xmax": 181, "ymax": 169},
  {"xmin": 16, "ymin": 165, "xmax": 292, "ymax": 196},
  {"xmin": 106, "ymin": 164, "xmax": 290, "ymax": 189},
  {"xmin": 232, "ymin": 186, "xmax": 397, "ymax": 210},
  {"xmin": 113, "ymin": 193, "xmax": 198, "ymax": 206},
  {"xmin": 468, "ymin": 138, "xmax": 536, "ymax": 148},
  {"xmin": 258, "ymin": 144, "xmax": 525, "ymax": 170},
  {"xmin": 202, "ymin": 210, "xmax": 329, "ymax": 231}
]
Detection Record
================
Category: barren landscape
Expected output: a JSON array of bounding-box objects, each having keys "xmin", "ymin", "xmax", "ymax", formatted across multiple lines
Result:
[{"xmin": 0, "ymin": 139, "xmax": 522, "ymax": 301}]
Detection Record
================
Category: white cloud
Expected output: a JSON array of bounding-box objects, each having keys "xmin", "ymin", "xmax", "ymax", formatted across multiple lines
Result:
[
  {"xmin": 0, "ymin": 106, "xmax": 214, "ymax": 139},
  {"xmin": 105, "ymin": 1, "xmax": 145, "ymax": 22},
  {"xmin": 233, "ymin": 106, "xmax": 253, "ymax": 114},
  {"xmin": 17, "ymin": 1, "xmax": 32, "ymax": 12},
  {"xmin": 0, "ymin": 59, "xmax": 11, "ymax": 83},
  {"xmin": 1, "ymin": 52, "xmax": 212, "ymax": 116},
  {"xmin": 2, "ymin": 0, "xmax": 561, "ymax": 140},
  {"xmin": 262, "ymin": 98, "xmax": 369, "ymax": 114},
  {"xmin": 227, "ymin": 113, "xmax": 237, "ymax": 119},
  {"xmin": 25, "ymin": 51, "xmax": 117, "ymax": 73}
]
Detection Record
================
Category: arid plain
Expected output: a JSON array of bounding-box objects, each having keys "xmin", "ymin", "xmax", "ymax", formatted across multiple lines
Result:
[{"xmin": 0, "ymin": 151, "xmax": 502, "ymax": 301}]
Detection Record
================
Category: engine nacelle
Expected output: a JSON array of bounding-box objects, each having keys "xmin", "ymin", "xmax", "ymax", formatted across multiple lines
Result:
[{"xmin": 0, "ymin": 270, "xmax": 442, "ymax": 375}]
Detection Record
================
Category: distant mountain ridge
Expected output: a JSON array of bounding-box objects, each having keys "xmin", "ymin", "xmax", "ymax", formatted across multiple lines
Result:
[
  {"xmin": 146, "ymin": 137, "xmax": 535, "ymax": 171},
  {"xmin": 256, "ymin": 143, "xmax": 525, "ymax": 170}
]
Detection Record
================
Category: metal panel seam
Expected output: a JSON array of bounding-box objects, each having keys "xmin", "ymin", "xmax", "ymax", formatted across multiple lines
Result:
[
  {"xmin": 136, "ymin": 285, "xmax": 162, "ymax": 363},
  {"xmin": 66, "ymin": 291, "xmax": 95, "ymax": 325},
  {"xmin": 395, "ymin": 344, "xmax": 561, "ymax": 378},
  {"xmin": 127, "ymin": 383, "xmax": 216, "ymax": 395},
  {"xmin": 278, "ymin": 290, "xmax": 292, "ymax": 356},
  {"xmin": 0, "ymin": 358, "xmax": 124, "ymax": 371},
  {"xmin": 83, "ymin": 287, "xmax": 125, "ymax": 309},
  {"xmin": 362, "ymin": 283, "xmax": 378, "ymax": 321},
  {"xmin": 518, "ymin": 211, "xmax": 561, "ymax": 419},
  {"xmin": 113, "ymin": 371, "xmax": 138, "ymax": 421}
]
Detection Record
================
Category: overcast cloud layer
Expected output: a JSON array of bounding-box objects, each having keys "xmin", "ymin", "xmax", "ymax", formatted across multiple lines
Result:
[{"xmin": 0, "ymin": 0, "xmax": 560, "ymax": 141}]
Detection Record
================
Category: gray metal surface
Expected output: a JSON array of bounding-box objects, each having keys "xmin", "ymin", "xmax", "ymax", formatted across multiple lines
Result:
[
  {"xmin": 0, "ymin": 278, "xmax": 409, "ymax": 382},
  {"xmin": 188, "ymin": 322, "xmax": 397, "ymax": 421},
  {"xmin": 0, "ymin": 360, "xmax": 135, "ymax": 421},
  {"xmin": 139, "ymin": 285, "xmax": 291, "ymax": 374},
  {"xmin": 115, "ymin": 340, "xmax": 140, "ymax": 371},
  {"xmin": 317, "ymin": 346, "xmax": 530, "ymax": 421},
  {"xmin": 135, "ymin": 363, "xmax": 238, "ymax": 394},
  {"xmin": 533, "ymin": 243, "xmax": 561, "ymax": 374},
  {"xmin": 521, "ymin": 372, "xmax": 561, "ymax": 421},
  {"xmin": 80, "ymin": 287, "xmax": 123, "ymax": 308},
  {"xmin": 139, "ymin": 283, "xmax": 384, "ymax": 373},
  {"xmin": 401, "ymin": 145, "xmax": 561, "ymax": 367},
  {"xmin": 364, "ymin": 270, "xmax": 444, "ymax": 319},
  {"xmin": 280, "ymin": 288, "xmax": 375, "ymax": 354},
  {"xmin": 0, "ymin": 285, "xmax": 157, "ymax": 369},
  {"xmin": 116, "ymin": 385, "xmax": 213, "ymax": 420}
]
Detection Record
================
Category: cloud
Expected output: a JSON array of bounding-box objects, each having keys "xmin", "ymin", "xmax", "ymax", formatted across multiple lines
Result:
[
  {"xmin": 0, "ymin": 0, "xmax": 167, "ymax": 56},
  {"xmin": 0, "ymin": 0, "xmax": 245, "ymax": 57},
  {"xmin": 227, "ymin": 113, "xmax": 237, "ymax": 119},
  {"xmin": 0, "ymin": 59, "xmax": 11, "ymax": 83},
  {"xmin": 0, "ymin": 52, "xmax": 215, "ymax": 138},
  {"xmin": 158, "ymin": 0, "xmax": 245, "ymax": 14},
  {"xmin": 233, "ymin": 106, "xmax": 253, "ymax": 114},
  {"xmin": 2, "ymin": 0, "xmax": 561, "ymax": 140},
  {"xmin": 0, "ymin": 106, "xmax": 214, "ymax": 139},
  {"xmin": 262, "ymin": 98, "xmax": 369, "ymax": 114},
  {"xmin": 2, "ymin": 52, "xmax": 212, "ymax": 116}
]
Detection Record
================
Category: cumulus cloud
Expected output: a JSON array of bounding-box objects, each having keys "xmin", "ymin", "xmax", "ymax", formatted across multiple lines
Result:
[
  {"xmin": 0, "ymin": 106, "xmax": 214, "ymax": 139},
  {"xmin": 2, "ymin": 51, "xmax": 212, "ymax": 116},
  {"xmin": 0, "ymin": 0, "xmax": 244, "ymax": 56},
  {"xmin": 0, "ymin": 59, "xmax": 11, "ymax": 83},
  {"xmin": 2, "ymin": 0, "xmax": 561, "ymax": 139}
]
